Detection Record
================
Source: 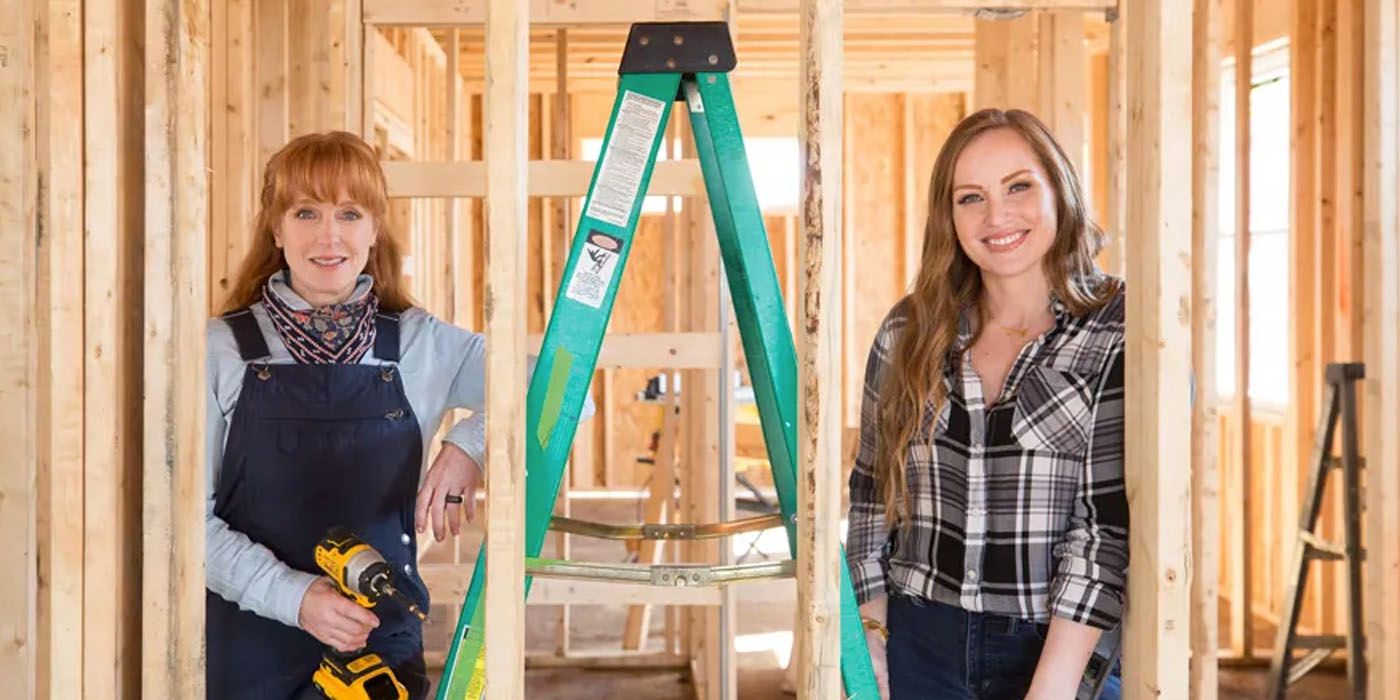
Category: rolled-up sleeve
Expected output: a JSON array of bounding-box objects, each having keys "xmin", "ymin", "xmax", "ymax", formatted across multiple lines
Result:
[
  {"xmin": 846, "ymin": 317, "xmax": 897, "ymax": 606},
  {"xmin": 1049, "ymin": 343, "xmax": 1129, "ymax": 630}
]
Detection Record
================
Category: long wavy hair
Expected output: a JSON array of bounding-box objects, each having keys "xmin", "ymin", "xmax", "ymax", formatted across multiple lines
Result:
[
  {"xmin": 876, "ymin": 108, "xmax": 1120, "ymax": 526},
  {"xmin": 221, "ymin": 131, "xmax": 415, "ymax": 314}
]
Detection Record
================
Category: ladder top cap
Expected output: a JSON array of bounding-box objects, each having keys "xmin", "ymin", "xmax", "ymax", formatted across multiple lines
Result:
[
  {"xmin": 1325, "ymin": 362, "xmax": 1365, "ymax": 382},
  {"xmin": 619, "ymin": 22, "xmax": 737, "ymax": 76}
]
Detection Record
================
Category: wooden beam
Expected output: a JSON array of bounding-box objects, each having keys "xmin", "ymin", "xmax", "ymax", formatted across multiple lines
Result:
[
  {"xmin": 483, "ymin": 0, "xmax": 528, "ymax": 695},
  {"xmin": 0, "ymin": 0, "xmax": 38, "ymax": 693},
  {"xmin": 143, "ymin": 0, "xmax": 209, "ymax": 697},
  {"xmin": 1190, "ymin": 0, "xmax": 1222, "ymax": 697},
  {"xmin": 746, "ymin": 0, "xmax": 1116, "ymax": 9},
  {"xmin": 255, "ymin": 0, "xmax": 288, "ymax": 167},
  {"xmin": 383, "ymin": 159, "xmax": 708, "ymax": 198},
  {"xmin": 1103, "ymin": 2, "xmax": 1127, "ymax": 278},
  {"xmin": 527, "ymin": 332, "xmax": 724, "ymax": 369},
  {"xmin": 364, "ymin": 0, "xmax": 1115, "ymax": 25},
  {"xmin": 37, "ymin": 0, "xmax": 86, "ymax": 695},
  {"xmin": 1037, "ymin": 11, "xmax": 1086, "ymax": 170},
  {"xmin": 795, "ymin": 0, "xmax": 842, "ymax": 697},
  {"xmin": 1288, "ymin": 0, "xmax": 1319, "ymax": 646},
  {"xmin": 84, "ymin": 0, "xmax": 144, "ymax": 696},
  {"xmin": 1122, "ymin": 0, "xmax": 1192, "ymax": 696},
  {"xmin": 1363, "ymin": 0, "xmax": 1400, "ymax": 695},
  {"xmin": 1231, "ymin": 0, "xmax": 1255, "ymax": 660},
  {"xmin": 900, "ymin": 96, "xmax": 919, "ymax": 290},
  {"xmin": 973, "ymin": 19, "xmax": 1010, "ymax": 109},
  {"xmin": 550, "ymin": 29, "xmax": 572, "ymax": 658},
  {"xmin": 427, "ymin": 650, "xmax": 692, "ymax": 671},
  {"xmin": 423, "ymin": 564, "xmax": 722, "ymax": 606}
]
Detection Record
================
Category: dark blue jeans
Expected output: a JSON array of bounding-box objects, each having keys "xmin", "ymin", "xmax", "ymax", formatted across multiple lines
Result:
[{"xmin": 886, "ymin": 594, "xmax": 1121, "ymax": 700}]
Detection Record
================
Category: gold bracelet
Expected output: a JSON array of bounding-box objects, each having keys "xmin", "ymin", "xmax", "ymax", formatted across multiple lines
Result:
[{"xmin": 861, "ymin": 617, "xmax": 889, "ymax": 642}]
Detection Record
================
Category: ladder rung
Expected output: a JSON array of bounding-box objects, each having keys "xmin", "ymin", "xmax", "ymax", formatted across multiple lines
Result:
[
  {"xmin": 1299, "ymin": 532, "xmax": 1346, "ymax": 560},
  {"xmin": 1293, "ymin": 634, "xmax": 1347, "ymax": 650},
  {"xmin": 1287, "ymin": 648, "xmax": 1336, "ymax": 686},
  {"xmin": 525, "ymin": 557, "xmax": 794, "ymax": 587},
  {"xmin": 549, "ymin": 513, "xmax": 784, "ymax": 541}
]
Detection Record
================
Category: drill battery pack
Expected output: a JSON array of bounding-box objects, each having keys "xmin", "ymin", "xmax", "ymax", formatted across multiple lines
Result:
[{"xmin": 312, "ymin": 650, "xmax": 407, "ymax": 700}]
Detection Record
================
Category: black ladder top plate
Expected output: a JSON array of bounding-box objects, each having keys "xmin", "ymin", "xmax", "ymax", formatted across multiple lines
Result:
[{"xmin": 619, "ymin": 22, "xmax": 737, "ymax": 75}]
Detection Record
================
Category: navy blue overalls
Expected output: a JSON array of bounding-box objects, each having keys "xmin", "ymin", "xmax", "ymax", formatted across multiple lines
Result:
[{"xmin": 207, "ymin": 308, "xmax": 432, "ymax": 700}]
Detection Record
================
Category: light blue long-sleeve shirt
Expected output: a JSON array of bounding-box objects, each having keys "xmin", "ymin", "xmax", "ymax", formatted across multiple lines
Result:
[{"xmin": 206, "ymin": 274, "xmax": 569, "ymax": 630}]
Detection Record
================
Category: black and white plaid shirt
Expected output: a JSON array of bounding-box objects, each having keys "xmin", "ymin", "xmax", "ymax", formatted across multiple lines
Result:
[{"xmin": 846, "ymin": 282, "xmax": 1128, "ymax": 630}]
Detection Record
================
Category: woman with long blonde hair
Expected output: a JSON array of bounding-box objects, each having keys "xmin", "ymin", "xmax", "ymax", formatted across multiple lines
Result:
[
  {"xmin": 205, "ymin": 131, "xmax": 488, "ymax": 699},
  {"xmin": 846, "ymin": 109, "xmax": 1127, "ymax": 699}
]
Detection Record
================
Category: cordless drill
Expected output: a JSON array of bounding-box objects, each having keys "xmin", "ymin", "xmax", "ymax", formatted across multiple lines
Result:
[{"xmin": 310, "ymin": 527, "xmax": 430, "ymax": 700}]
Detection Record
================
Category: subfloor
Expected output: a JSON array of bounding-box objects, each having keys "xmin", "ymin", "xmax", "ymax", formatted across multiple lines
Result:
[{"xmin": 417, "ymin": 498, "xmax": 1353, "ymax": 699}]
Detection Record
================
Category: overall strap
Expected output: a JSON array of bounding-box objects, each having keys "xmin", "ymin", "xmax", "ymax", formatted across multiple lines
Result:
[
  {"xmin": 221, "ymin": 308, "xmax": 271, "ymax": 362},
  {"xmin": 374, "ymin": 312, "xmax": 401, "ymax": 363}
]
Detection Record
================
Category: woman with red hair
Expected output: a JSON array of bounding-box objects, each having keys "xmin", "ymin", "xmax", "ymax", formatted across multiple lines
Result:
[{"xmin": 204, "ymin": 131, "xmax": 503, "ymax": 699}]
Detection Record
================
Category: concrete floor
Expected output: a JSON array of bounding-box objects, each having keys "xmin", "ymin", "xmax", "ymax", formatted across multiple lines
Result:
[{"xmin": 418, "ymin": 499, "xmax": 1353, "ymax": 699}]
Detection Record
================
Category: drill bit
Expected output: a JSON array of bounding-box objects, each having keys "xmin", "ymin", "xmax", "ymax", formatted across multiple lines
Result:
[{"xmin": 382, "ymin": 583, "xmax": 431, "ymax": 623}]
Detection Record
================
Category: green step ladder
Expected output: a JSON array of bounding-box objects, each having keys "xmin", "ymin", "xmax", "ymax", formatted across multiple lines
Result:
[{"xmin": 435, "ymin": 21, "xmax": 879, "ymax": 699}]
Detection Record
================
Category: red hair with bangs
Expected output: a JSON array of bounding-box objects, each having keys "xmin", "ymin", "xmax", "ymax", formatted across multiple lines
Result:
[{"xmin": 221, "ymin": 130, "xmax": 415, "ymax": 314}]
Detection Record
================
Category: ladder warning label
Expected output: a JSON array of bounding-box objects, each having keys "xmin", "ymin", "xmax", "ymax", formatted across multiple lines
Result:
[
  {"xmin": 564, "ymin": 230, "xmax": 623, "ymax": 309},
  {"xmin": 584, "ymin": 90, "xmax": 665, "ymax": 228}
]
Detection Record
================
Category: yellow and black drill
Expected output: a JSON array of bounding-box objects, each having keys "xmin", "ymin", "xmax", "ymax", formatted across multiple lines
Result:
[{"xmin": 311, "ymin": 527, "xmax": 430, "ymax": 700}]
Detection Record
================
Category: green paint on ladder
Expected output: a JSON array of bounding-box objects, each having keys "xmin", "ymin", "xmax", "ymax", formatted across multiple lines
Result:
[
  {"xmin": 536, "ymin": 347, "xmax": 573, "ymax": 449},
  {"xmin": 435, "ymin": 53, "xmax": 877, "ymax": 699}
]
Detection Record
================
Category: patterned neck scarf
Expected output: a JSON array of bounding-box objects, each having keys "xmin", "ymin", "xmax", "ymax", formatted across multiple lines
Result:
[{"xmin": 261, "ymin": 278, "xmax": 379, "ymax": 364}]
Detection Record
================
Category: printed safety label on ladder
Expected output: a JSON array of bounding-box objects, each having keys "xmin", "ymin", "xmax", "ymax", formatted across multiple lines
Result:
[
  {"xmin": 583, "ymin": 90, "xmax": 666, "ymax": 228},
  {"xmin": 564, "ymin": 230, "xmax": 623, "ymax": 308}
]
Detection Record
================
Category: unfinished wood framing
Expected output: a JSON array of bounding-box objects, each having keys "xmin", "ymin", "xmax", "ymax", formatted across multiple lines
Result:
[
  {"xmin": 1363, "ymin": 0, "xmax": 1400, "ymax": 696},
  {"xmin": 1230, "ymin": 0, "xmax": 1255, "ymax": 660},
  {"xmin": 22, "ymin": 0, "xmax": 1400, "ymax": 695},
  {"xmin": 36, "ymin": 1, "xmax": 87, "ymax": 696},
  {"xmin": 481, "ymin": 0, "xmax": 529, "ymax": 696},
  {"xmin": 83, "ymin": 0, "xmax": 145, "ymax": 697},
  {"xmin": 142, "ymin": 0, "xmax": 209, "ymax": 697},
  {"xmin": 795, "ymin": 0, "xmax": 843, "ymax": 697},
  {"xmin": 1191, "ymin": 0, "xmax": 1222, "ymax": 696},
  {"xmin": 364, "ymin": 0, "xmax": 1114, "ymax": 26},
  {"xmin": 0, "ymin": 1, "xmax": 39, "ymax": 694},
  {"xmin": 1037, "ymin": 11, "xmax": 1086, "ymax": 169},
  {"xmin": 1121, "ymin": 0, "xmax": 1193, "ymax": 697},
  {"xmin": 383, "ymin": 159, "xmax": 708, "ymax": 198}
]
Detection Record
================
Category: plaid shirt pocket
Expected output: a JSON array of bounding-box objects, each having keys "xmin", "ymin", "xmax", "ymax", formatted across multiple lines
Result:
[{"xmin": 1011, "ymin": 365, "xmax": 1095, "ymax": 455}]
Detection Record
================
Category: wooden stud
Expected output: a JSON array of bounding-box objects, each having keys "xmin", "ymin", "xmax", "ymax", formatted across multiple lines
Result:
[
  {"xmin": 1231, "ymin": 0, "xmax": 1254, "ymax": 659},
  {"xmin": 1090, "ymin": 52, "xmax": 1108, "ymax": 230},
  {"xmin": 1122, "ymin": 0, "xmax": 1193, "ymax": 696},
  {"xmin": 256, "ymin": 0, "xmax": 289, "ymax": 167},
  {"xmin": 0, "ymin": 0, "xmax": 38, "ymax": 693},
  {"xmin": 900, "ymin": 95, "xmax": 919, "ymax": 290},
  {"xmin": 345, "ymin": 0, "xmax": 364, "ymax": 132},
  {"xmin": 84, "ymin": 0, "xmax": 144, "ymax": 696},
  {"xmin": 482, "ymin": 0, "xmax": 528, "ymax": 695},
  {"xmin": 1104, "ymin": 2, "xmax": 1127, "ymax": 279},
  {"xmin": 796, "ymin": 0, "xmax": 843, "ymax": 697},
  {"xmin": 1363, "ymin": 0, "xmax": 1400, "ymax": 695},
  {"xmin": 973, "ymin": 19, "xmax": 1010, "ymax": 110},
  {"xmin": 1287, "ymin": 0, "xmax": 1319, "ymax": 640},
  {"xmin": 1340, "ymin": 0, "xmax": 1365, "ymax": 364},
  {"xmin": 143, "ymin": 0, "xmax": 209, "ymax": 697},
  {"xmin": 547, "ymin": 29, "xmax": 572, "ymax": 655},
  {"xmin": 447, "ymin": 27, "xmax": 467, "ymax": 325},
  {"xmin": 1190, "ymin": 0, "xmax": 1222, "ymax": 697},
  {"xmin": 1037, "ymin": 11, "xmax": 1085, "ymax": 170},
  {"xmin": 36, "ymin": 0, "xmax": 87, "ymax": 695}
]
